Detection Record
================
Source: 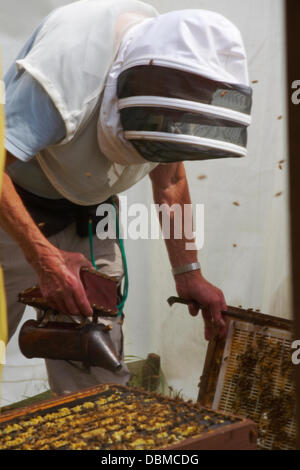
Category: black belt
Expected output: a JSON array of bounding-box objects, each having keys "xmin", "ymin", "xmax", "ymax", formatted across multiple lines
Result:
[{"xmin": 15, "ymin": 184, "xmax": 113, "ymax": 239}]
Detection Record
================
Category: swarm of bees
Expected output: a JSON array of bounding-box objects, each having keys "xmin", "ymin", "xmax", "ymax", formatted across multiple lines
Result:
[
  {"xmin": 0, "ymin": 385, "xmax": 242, "ymax": 450},
  {"xmin": 225, "ymin": 327, "xmax": 296, "ymax": 450}
]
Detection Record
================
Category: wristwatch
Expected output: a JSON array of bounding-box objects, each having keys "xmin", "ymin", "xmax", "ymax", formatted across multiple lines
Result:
[{"xmin": 172, "ymin": 262, "xmax": 201, "ymax": 276}]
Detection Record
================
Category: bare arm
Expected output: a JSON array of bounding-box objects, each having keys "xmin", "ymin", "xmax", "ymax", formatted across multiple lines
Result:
[
  {"xmin": 150, "ymin": 161, "xmax": 197, "ymax": 267},
  {"xmin": 149, "ymin": 162, "xmax": 227, "ymax": 339},
  {"xmin": 0, "ymin": 152, "xmax": 93, "ymax": 316}
]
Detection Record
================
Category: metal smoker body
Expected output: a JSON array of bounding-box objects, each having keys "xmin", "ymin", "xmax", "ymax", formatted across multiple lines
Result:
[
  {"xmin": 19, "ymin": 313, "xmax": 122, "ymax": 372},
  {"xmin": 18, "ymin": 268, "xmax": 122, "ymax": 372}
]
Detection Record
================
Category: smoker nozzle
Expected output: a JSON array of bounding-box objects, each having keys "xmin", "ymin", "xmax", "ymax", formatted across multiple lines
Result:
[{"xmin": 19, "ymin": 320, "xmax": 122, "ymax": 373}]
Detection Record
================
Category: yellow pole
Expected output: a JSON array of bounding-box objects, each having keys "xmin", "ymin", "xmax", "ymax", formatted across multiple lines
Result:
[{"xmin": 0, "ymin": 49, "xmax": 8, "ymax": 408}]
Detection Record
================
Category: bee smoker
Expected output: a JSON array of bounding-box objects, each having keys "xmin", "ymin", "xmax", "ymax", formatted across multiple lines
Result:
[
  {"xmin": 18, "ymin": 268, "xmax": 122, "ymax": 372},
  {"xmin": 18, "ymin": 314, "xmax": 122, "ymax": 372}
]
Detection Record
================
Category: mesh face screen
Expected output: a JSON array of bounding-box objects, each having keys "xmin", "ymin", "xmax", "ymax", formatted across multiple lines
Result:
[
  {"xmin": 120, "ymin": 108, "xmax": 247, "ymax": 147},
  {"xmin": 130, "ymin": 139, "xmax": 240, "ymax": 163},
  {"xmin": 118, "ymin": 65, "xmax": 252, "ymax": 115},
  {"xmin": 117, "ymin": 65, "xmax": 252, "ymax": 163},
  {"xmin": 212, "ymin": 320, "xmax": 296, "ymax": 450}
]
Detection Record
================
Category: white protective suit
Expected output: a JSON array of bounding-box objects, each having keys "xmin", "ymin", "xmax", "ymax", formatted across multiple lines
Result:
[
  {"xmin": 16, "ymin": 0, "xmax": 251, "ymax": 205},
  {"xmin": 3, "ymin": 0, "xmax": 252, "ymax": 395},
  {"xmin": 16, "ymin": 0, "xmax": 159, "ymax": 205}
]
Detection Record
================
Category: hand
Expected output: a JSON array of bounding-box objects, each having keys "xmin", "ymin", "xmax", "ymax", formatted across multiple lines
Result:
[
  {"xmin": 35, "ymin": 249, "xmax": 94, "ymax": 317},
  {"xmin": 175, "ymin": 270, "xmax": 227, "ymax": 341}
]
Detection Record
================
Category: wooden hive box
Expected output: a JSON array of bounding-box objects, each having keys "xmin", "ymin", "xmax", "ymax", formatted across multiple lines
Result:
[{"xmin": 0, "ymin": 384, "xmax": 256, "ymax": 450}]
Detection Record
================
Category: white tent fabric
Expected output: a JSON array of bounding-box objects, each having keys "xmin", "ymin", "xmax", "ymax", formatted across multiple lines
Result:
[{"xmin": 0, "ymin": 0, "xmax": 290, "ymax": 405}]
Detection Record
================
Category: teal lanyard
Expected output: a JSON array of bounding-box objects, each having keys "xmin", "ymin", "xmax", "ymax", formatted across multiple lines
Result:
[{"xmin": 88, "ymin": 198, "xmax": 128, "ymax": 316}]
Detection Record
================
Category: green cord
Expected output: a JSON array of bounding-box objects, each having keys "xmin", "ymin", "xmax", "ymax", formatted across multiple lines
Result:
[
  {"xmin": 115, "ymin": 211, "xmax": 129, "ymax": 314},
  {"xmin": 88, "ymin": 219, "xmax": 98, "ymax": 269},
  {"xmin": 88, "ymin": 198, "xmax": 129, "ymax": 316}
]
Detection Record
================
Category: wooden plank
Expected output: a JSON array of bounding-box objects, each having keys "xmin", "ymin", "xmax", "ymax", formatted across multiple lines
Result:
[
  {"xmin": 163, "ymin": 420, "xmax": 257, "ymax": 450},
  {"xmin": 197, "ymin": 334, "xmax": 225, "ymax": 407},
  {"xmin": 141, "ymin": 353, "xmax": 160, "ymax": 391},
  {"xmin": 285, "ymin": 0, "xmax": 300, "ymax": 450},
  {"xmin": 127, "ymin": 359, "xmax": 145, "ymax": 377},
  {"xmin": 0, "ymin": 384, "xmax": 109, "ymax": 423},
  {"xmin": 224, "ymin": 306, "xmax": 292, "ymax": 331},
  {"xmin": 0, "ymin": 390, "xmax": 52, "ymax": 413},
  {"xmin": 168, "ymin": 297, "xmax": 293, "ymax": 331},
  {"xmin": 197, "ymin": 317, "xmax": 229, "ymax": 407}
]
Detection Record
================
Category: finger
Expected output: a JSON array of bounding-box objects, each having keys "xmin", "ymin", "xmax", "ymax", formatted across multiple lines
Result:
[
  {"xmin": 202, "ymin": 309, "xmax": 214, "ymax": 341},
  {"xmin": 72, "ymin": 282, "xmax": 93, "ymax": 317},
  {"xmin": 219, "ymin": 292, "xmax": 228, "ymax": 338},
  {"xmin": 50, "ymin": 286, "xmax": 82, "ymax": 316},
  {"xmin": 56, "ymin": 286, "xmax": 91, "ymax": 317},
  {"xmin": 219, "ymin": 291, "xmax": 227, "ymax": 317},
  {"xmin": 188, "ymin": 302, "xmax": 199, "ymax": 317},
  {"xmin": 220, "ymin": 292, "xmax": 227, "ymax": 311},
  {"xmin": 60, "ymin": 292, "xmax": 81, "ymax": 316},
  {"xmin": 77, "ymin": 254, "xmax": 94, "ymax": 270},
  {"xmin": 54, "ymin": 288, "xmax": 79, "ymax": 316},
  {"xmin": 47, "ymin": 293, "xmax": 69, "ymax": 316},
  {"xmin": 210, "ymin": 300, "xmax": 225, "ymax": 328},
  {"xmin": 218, "ymin": 318, "xmax": 228, "ymax": 339}
]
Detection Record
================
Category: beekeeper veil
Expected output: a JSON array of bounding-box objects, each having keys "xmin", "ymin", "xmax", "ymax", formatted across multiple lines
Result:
[{"xmin": 98, "ymin": 9, "xmax": 252, "ymax": 165}]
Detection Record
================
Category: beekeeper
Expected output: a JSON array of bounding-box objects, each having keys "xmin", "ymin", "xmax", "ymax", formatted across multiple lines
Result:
[{"xmin": 0, "ymin": 0, "xmax": 252, "ymax": 395}]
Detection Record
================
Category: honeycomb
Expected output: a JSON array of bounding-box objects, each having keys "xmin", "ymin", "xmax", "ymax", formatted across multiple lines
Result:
[
  {"xmin": 213, "ymin": 321, "xmax": 296, "ymax": 450},
  {"xmin": 0, "ymin": 385, "xmax": 242, "ymax": 450}
]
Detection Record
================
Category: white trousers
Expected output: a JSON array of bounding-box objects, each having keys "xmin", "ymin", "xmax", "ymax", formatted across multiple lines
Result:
[{"xmin": 0, "ymin": 223, "xmax": 130, "ymax": 396}]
